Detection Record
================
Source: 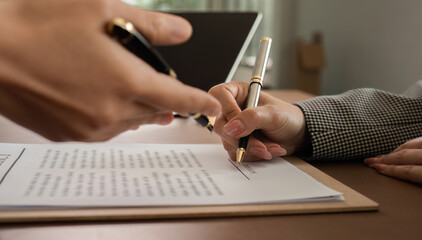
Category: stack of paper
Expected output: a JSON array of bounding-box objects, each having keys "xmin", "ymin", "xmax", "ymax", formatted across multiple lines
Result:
[{"xmin": 0, "ymin": 143, "xmax": 342, "ymax": 208}]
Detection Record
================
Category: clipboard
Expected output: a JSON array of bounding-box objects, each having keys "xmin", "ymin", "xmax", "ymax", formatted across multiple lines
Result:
[{"xmin": 0, "ymin": 157, "xmax": 378, "ymax": 223}]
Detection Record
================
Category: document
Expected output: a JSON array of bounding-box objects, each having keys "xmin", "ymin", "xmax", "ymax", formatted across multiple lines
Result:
[{"xmin": 0, "ymin": 143, "xmax": 342, "ymax": 208}]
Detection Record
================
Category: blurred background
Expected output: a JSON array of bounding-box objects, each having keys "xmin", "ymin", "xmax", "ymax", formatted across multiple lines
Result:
[{"xmin": 124, "ymin": 0, "xmax": 422, "ymax": 95}]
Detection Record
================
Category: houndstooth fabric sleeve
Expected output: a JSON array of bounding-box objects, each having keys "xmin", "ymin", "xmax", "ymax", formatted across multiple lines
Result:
[{"xmin": 294, "ymin": 80, "xmax": 422, "ymax": 161}]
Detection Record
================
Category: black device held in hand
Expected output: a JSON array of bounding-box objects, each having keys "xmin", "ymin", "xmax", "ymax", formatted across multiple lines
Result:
[{"xmin": 106, "ymin": 17, "xmax": 213, "ymax": 132}]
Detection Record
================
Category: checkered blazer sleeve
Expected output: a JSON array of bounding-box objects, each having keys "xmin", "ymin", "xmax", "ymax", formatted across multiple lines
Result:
[{"xmin": 294, "ymin": 81, "xmax": 422, "ymax": 161}]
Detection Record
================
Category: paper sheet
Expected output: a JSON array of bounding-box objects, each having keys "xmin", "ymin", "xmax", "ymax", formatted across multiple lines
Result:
[{"xmin": 0, "ymin": 143, "xmax": 342, "ymax": 207}]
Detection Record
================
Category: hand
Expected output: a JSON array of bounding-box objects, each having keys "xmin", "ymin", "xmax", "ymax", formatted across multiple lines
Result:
[
  {"xmin": 209, "ymin": 81, "xmax": 309, "ymax": 161},
  {"xmin": 365, "ymin": 137, "xmax": 422, "ymax": 184},
  {"xmin": 0, "ymin": 0, "xmax": 221, "ymax": 141}
]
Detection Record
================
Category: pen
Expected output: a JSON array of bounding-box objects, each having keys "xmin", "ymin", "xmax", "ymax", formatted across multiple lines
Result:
[
  {"xmin": 236, "ymin": 37, "xmax": 272, "ymax": 165},
  {"xmin": 106, "ymin": 17, "xmax": 213, "ymax": 132}
]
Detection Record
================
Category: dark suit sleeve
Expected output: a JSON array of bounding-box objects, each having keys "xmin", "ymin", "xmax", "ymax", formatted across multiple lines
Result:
[{"xmin": 294, "ymin": 81, "xmax": 422, "ymax": 161}]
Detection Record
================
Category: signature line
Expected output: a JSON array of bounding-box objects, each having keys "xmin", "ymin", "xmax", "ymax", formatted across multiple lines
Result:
[
  {"xmin": 0, "ymin": 148, "xmax": 26, "ymax": 185},
  {"xmin": 227, "ymin": 158, "xmax": 250, "ymax": 180}
]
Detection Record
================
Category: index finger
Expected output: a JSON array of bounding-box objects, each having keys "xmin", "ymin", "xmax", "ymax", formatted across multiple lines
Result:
[
  {"xmin": 209, "ymin": 82, "xmax": 250, "ymax": 121},
  {"xmin": 135, "ymin": 72, "xmax": 222, "ymax": 116}
]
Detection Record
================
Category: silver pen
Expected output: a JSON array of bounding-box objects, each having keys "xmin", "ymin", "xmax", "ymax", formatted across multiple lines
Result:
[{"xmin": 236, "ymin": 37, "xmax": 272, "ymax": 164}]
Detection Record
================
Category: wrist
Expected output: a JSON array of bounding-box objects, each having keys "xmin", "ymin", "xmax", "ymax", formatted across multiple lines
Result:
[
  {"xmin": 296, "ymin": 123, "xmax": 312, "ymax": 157},
  {"xmin": 291, "ymin": 104, "xmax": 312, "ymax": 156}
]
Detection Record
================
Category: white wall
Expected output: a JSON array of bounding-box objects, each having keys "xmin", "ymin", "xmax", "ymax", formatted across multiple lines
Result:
[
  {"xmin": 232, "ymin": 0, "xmax": 296, "ymax": 89},
  {"xmin": 294, "ymin": 0, "xmax": 422, "ymax": 94}
]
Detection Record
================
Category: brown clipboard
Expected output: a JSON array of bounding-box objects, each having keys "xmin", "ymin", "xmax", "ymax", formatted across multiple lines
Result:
[{"xmin": 0, "ymin": 157, "xmax": 378, "ymax": 223}]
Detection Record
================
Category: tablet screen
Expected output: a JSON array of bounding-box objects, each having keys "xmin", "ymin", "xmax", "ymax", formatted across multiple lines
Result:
[{"xmin": 157, "ymin": 12, "xmax": 261, "ymax": 91}]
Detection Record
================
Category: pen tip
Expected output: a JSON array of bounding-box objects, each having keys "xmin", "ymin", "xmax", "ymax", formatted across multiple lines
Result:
[
  {"xmin": 236, "ymin": 148, "xmax": 246, "ymax": 165},
  {"xmin": 207, "ymin": 124, "xmax": 213, "ymax": 132}
]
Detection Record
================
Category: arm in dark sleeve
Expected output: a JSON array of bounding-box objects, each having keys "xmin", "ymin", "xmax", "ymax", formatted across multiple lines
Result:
[{"xmin": 294, "ymin": 81, "xmax": 422, "ymax": 161}]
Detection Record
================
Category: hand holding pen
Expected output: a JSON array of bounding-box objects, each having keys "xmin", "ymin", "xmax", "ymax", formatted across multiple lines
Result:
[
  {"xmin": 0, "ymin": 0, "xmax": 221, "ymax": 142},
  {"xmin": 106, "ymin": 18, "xmax": 217, "ymax": 132},
  {"xmin": 209, "ymin": 37, "xmax": 294, "ymax": 164}
]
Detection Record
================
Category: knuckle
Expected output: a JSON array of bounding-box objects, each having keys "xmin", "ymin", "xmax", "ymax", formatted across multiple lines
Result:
[
  {"xmin": 395, "ymin": 149, "xmax": 409, "ymax": 161},
  {"xmin": 225, "ymin": 108, "xmax": 241, "ymax": 121},
  {"xmin": 223, "ymin": 84, "xmax": 238, "ymax": 98},
  {"xmin": 209, "ymin": 82, "xmax": 236, "ymax": 100},
  {"xmin": 243, "ymin": 109, "xmax": 259, "ymax": 125},
  {"xmin": 208, "ymin": 84, "xmax": 223, "ymax": 96}
]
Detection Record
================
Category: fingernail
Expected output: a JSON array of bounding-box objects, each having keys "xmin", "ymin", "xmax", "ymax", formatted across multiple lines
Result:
[
  {"xmin": 249, "ymin": 146, "xmax": 272, "ymax": 160},
  {"xmin": 223, "ymin": 119, "xmax": 245, "ymax": 137},
  {"xmin": 374, "ymin": 163, "xmax": 386, "ymax": 171},
  {"xmin": 267, "ymin": 146, "xmax": 287, "ymax": 157}
]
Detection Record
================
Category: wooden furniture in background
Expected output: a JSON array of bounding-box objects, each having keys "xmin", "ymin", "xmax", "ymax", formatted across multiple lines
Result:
[{"xmin": 295, "ymin": 32, "xmax": 325, "ymax": 95}]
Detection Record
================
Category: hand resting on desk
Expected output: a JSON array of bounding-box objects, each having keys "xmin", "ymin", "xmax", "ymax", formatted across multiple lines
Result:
[
  {"xmin": 209, "ymin": 81, "xmax": 422, "ymax": 184},
  {"xmin": 365, "ymin": 137, "xmax": 422, "ymax": 184},
  {"xmin": 0, "ymin": 0, "xmax": 221, "ymax": 141}
]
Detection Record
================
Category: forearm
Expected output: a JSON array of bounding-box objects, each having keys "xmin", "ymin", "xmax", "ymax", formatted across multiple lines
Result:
[{"xmin": 295, "ymin": 85, "xmax": 422, "ymax": 161}]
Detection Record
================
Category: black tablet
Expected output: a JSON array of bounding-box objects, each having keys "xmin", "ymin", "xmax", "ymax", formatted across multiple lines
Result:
[{"xmin": 157, "ymin": 12, "xmax": 261, "ymax": 91}]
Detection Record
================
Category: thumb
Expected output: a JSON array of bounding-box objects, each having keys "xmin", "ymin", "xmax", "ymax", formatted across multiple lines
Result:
[{"xmin": 116, "ymin": 3, "xmax": 192, "ymax": 45}]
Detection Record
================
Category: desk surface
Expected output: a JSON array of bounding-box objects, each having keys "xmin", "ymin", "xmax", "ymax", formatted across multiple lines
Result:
[{"xmin": 0, "ymin": 89, "xmax": 421, "ymax": 240}]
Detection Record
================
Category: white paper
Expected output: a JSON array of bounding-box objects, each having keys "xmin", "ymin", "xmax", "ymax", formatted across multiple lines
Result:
[{"xmin": 0, "ymin": 143, "xmax": 342, "ymax": 208}]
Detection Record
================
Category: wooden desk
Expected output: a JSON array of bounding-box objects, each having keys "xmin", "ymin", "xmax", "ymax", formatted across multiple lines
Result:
[{"xmin": 0, "ymin": 90, "xmax": 421, "ymax": 240}]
